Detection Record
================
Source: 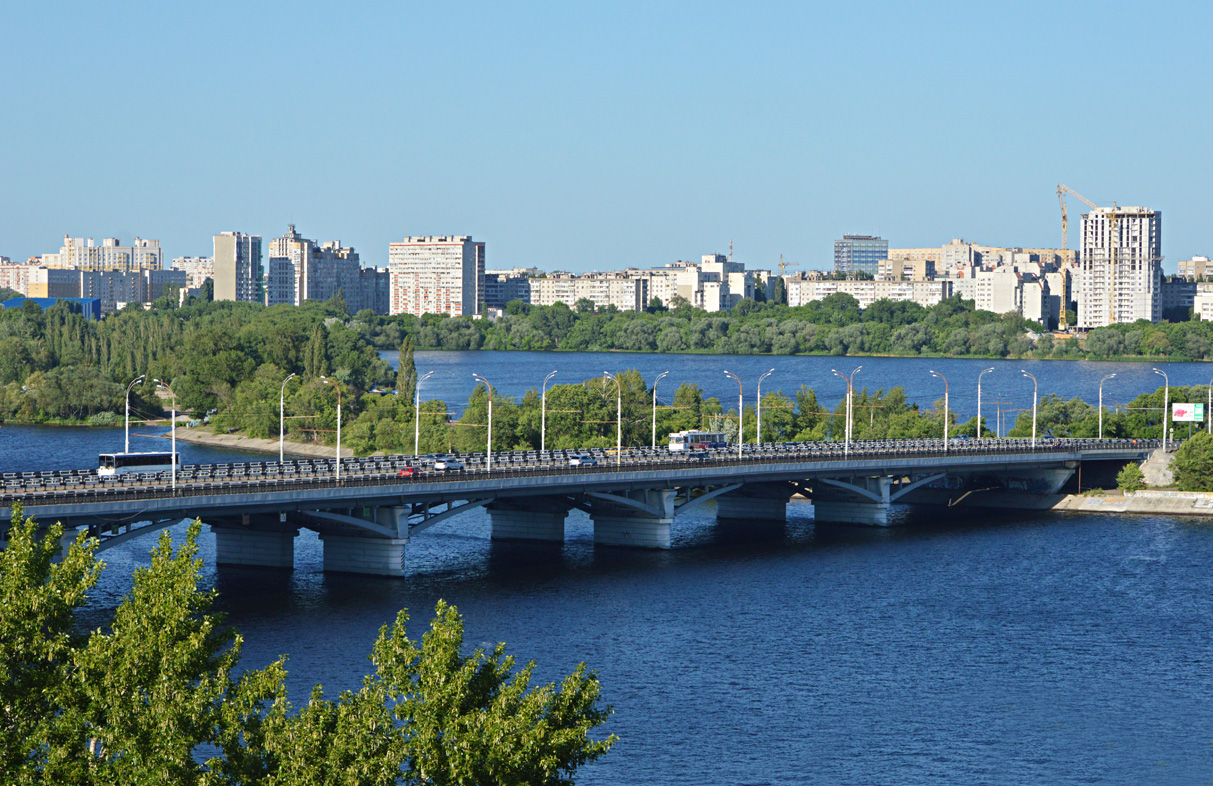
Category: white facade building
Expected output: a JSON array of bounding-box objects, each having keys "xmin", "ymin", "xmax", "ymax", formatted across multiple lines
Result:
[
  {"xmin": 1078, "ymin": 206, "xmax": 1162, "ymax": 327},
  {"xmin": 265, "ymin": 226, "xmax": 387, "ymax": 313},
  {"xmin": 388, "ymin": 236, "xmax": 484, "ymax": 317},
  {"xmin": 213, "ymin": 232, "xmax": 263, "ymax": 303},
  {"xmin": 39, "ymin": 236, "xmax": 163, "ymax": 273},
  {"xmin": 785, "ymin": 277, "xmax": 953, "ymax": 309},
  {"xmin": 171, "ymin": 256, "xmax": 214, "ymax": 289}
]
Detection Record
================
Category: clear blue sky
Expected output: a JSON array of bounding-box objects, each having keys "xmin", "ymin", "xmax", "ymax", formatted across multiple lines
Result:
[{"xmin": 1, "ymin": 1, "xmax": 1209, "ymax": 273}]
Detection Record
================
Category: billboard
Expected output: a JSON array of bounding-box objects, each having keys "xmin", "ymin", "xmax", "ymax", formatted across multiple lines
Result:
[{"xmin": 1172, "ymin": 403, "xmax": 1205, "ymax": 422}]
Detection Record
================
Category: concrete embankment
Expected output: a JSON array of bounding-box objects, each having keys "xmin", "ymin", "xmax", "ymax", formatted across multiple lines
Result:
[
  {"xmin": 1052, "ymin": 489, "xmax": 1213, "ymax": 517},
  {"xmin": 138, "ymin": 425, "xmax": 353, "ymax": 459}
]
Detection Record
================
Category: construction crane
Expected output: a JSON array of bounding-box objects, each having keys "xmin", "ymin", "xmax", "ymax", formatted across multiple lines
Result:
[
  {"xmin": 777, "ymin": 254, "xmax": 799, "ymax": 276},
  {"xmin": 1057, "ymin": 184, "xmax": 1098, "ymax": 250}
]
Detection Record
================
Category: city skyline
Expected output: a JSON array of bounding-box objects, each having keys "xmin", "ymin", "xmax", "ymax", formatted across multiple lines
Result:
[{"xmin": 2, "ymin": 2, "xmax": 1210, "ymax": 273}]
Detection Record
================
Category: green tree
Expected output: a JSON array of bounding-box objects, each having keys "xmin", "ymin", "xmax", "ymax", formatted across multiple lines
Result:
[
  {"xmin": 1117, "ymin": 462, "xmax": 1146, "ymax": 492},
  {"xmin": 1173, "ymin": 432, "xmax": 1213, "ymax": 491},
  {"xmin": 0, "ymin": 514, "xmax": 615, "ymax": 784},
  {"xmin": 397, "ymin": 334, "xmax": 417, "ymax": 402}
]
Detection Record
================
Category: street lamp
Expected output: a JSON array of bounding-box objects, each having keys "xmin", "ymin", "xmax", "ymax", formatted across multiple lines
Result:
[
  {"xmin": 1208, "ymin": 376, "xmax": 1212, "ymax": 436},
  {"xmin": 1098, "ymin": 373, "xmax": 1116, "ymax": 440},
  {"xmin": 831, "ymin": 366, "xmax": 861, "ymax": 456},
  {"xmin": 1021, "ymin": 369, "xmax": 1038, "ymax": 447},
  {"xmin": 152, "ymin": 378, "xmax": 177, "ymax": 491},
  {"xmin": 124, "ymin": 374, "xmax": 145, "ymax": 454},
  {"xmin": 320, "ymin": 377, "xmax": 343, "ymax": 482},
  {"xmin": 541, "ymin": 370, "xmax": 558, "ymax": 453},
  {"xmin": 414, "ymin": 370, "xmax": 434, "ymax": 457},
  {"xmin": 930, "ymin": 370, "xmax": 949, "ymax": 452},
  {"xmin": 473, "ymin": 373, "xmax": 493, "ymax": 470},
  {"xmin": 1153, "ymin": 367, "xmax": 1169, "ymax": 449},
  {"xmin": 977, "ymin": 367, "xmax": 994, "ymax": 439},
  {"xmin": 604, "ymin": 372, "xmax": 622, "ymax": 466},
  {"xmin": 651, "ymin": 371, "xmax": 669, "ymax": 449},
  {"xmin": 757, "ymin": 369, "xmax": 774, "ymax": 446},
  {"xmin": 723, "ymin": 371, "xmax": 743, "ymax": 458},
  {"xmin": 279, "ymin": 372, "xmax": 299, "ymax": 463}
]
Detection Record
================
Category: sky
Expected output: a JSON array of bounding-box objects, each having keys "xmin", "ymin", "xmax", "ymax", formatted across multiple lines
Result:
[{"xmin": 1, "ymin": 0, "xmax": 1210, "ymax": 274}]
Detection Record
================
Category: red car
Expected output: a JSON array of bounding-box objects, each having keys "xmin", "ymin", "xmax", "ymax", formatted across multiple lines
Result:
[{"xmin": 397, "ymin": 467, "xmax": 417, "ymax": 477}]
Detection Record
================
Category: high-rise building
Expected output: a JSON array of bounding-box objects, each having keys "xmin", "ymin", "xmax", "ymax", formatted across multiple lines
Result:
[
  {"xmin": 388, "ymin": 236, "xmax": 485, "ymax": 317},
  {"xmin": 213, "ymin": 232, "xmax": 263, "ymax": 302},
  {"xmin": 834, "ymin": 235, "xmax": 889, "ymax": 276},
  {"xmin": 38, "ymin": 236, "xmax": 163, "ymax": 272},
  {"xmin": 1178, "ymin": 256, "xmax": 1211, "ymax": 281},
  {"xmin": 264, "ymin": 225, "xmax": 387, "ymax": 313},
  {"xmin": 1077, "ymin": 206, "xmax": 1162, "ymax": 327}
]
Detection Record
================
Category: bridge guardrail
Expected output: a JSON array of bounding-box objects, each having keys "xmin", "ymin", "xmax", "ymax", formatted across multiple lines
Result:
[{"xmin": 0, "ymin": 439, "xmax": 1160, "ymax": 511}]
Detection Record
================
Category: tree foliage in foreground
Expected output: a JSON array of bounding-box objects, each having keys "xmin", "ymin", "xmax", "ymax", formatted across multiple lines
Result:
[
  {"xmin": 0, "ymin": 507, "xmax": 614, "ymax": 785},
  {"xmin": 1172, "ymin": 432, "xmax": 1213, "ymax": 491}
]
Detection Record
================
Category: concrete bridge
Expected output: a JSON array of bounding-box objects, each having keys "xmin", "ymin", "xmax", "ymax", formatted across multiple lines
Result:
[{"xmin": 0, "ymin": 438, "xmax": 1157, "ymax": 577}]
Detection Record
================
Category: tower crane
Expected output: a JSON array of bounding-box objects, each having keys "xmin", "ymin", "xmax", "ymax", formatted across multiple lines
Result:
[
  {"xmin": 1057, "ymin": 184, "xmax": 1098, "ymax": 250},
  {"xmin": 778, "ymin": 254, "xmax": 799, "ymax": 276}
]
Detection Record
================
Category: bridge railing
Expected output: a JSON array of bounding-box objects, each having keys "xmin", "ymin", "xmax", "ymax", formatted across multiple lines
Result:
[{"xmin": 0, "ymin": 439, "xmax": 1160, "ymax": 511}]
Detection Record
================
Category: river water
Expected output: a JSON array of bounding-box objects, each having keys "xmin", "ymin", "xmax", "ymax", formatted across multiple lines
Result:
[{"xmin": 3, "ymin": 352, "xmax": 1213, "ymax": 784}]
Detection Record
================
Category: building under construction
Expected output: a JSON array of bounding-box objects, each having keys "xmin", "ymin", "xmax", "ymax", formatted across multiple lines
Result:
[{"xmin": 1077, "ymin": 205, "xmax": 1162, "ymax": 328}]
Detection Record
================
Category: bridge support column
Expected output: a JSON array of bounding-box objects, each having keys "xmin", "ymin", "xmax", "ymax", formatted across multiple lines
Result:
[
  {"xmin": 487, "ymin": 502, "xmax": 566, "ymax": 542},
  {"xmin": 213, "ymin": 526, "xmax": 298, "ymax": 569},
  {"xmin": 715, "ymin": 483, "xmax": 791, "ymax": 521},
  {"xmin": 812, "ymin": 476, "xmax": 892, "ymax": 527},
  {"xmin": 590, "ymin": 488, "xmax": 675, "ymax": 549},
  {"xmin": 319, "ymin": 533, "xmax": 408, "ymax": 577}
]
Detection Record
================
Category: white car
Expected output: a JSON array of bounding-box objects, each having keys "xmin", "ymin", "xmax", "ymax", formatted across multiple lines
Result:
[
  {"xmin": 434, "ymin": 458, "xmax": 464, "ymax": 471},
  {"xmin": 568, "ymin": 455, "xmax": 598, "ymax": 467}
]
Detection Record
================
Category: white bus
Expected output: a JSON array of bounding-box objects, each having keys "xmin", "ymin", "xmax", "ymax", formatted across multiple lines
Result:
[
  {"xmin": 668, "ymin": 430, "xmax": 728, "ymax": 452},
  {"xmin": 98, "ymin": 452, "xmax": 180, "ymax": 477}
]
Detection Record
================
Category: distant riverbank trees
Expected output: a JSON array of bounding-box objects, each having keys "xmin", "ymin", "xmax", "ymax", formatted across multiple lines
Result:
[{"xmin": 355, "ymin": 294, "xmax": 1213, "ymax": 362}]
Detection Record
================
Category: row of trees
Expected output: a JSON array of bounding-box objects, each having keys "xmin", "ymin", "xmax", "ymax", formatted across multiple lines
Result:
[
  {"xmin": 0, "ymin": 295, "xmax": 393, "ymax": 425},
  {"xmin": 318, "ymin": 361, "xmax": 1185, "ymax": 455},
  {"xmin": 0, "ymin": 509, "xmax": 615, "ymax": 784},
  {"xmin": 349, "ymin": 294, "xmax": 1213, "ymax": 361}
]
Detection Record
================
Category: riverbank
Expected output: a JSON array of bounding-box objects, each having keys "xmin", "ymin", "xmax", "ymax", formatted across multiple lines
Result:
[{"xmin": 137, "ymin": 425, "xmax": 353, "ymax": 459}]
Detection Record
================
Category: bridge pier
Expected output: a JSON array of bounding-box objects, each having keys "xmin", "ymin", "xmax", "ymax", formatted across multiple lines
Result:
[
  {"xmin": 209, "ymin": 513, "xmax": 299, "ymax": 569},
  {"xmin": 812, "ymin": 476, "xmax": 892, "ymax": 526},
  {"xmin": 715, "ymin": 483, "xmax": 791, "ymax": 521},
  {"xmin": 487, "ymin": 501, "xmax": 567, "ymax": 542},
  {"xmin": 319, "ymin": 533, "xmax": 408, "ymax": 577},
  {"xmin": 589, "ymin": 488, "xmax": 675, "ymax": 549}
]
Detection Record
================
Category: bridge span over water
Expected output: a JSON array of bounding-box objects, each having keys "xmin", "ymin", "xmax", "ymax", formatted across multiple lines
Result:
[{"xmin": 0, "ymin": 438, "xmax": 1157, "ymax": 576}]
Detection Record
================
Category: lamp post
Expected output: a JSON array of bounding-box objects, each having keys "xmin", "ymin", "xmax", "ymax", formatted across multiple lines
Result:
[
  {"xmin": 320, "ymin": 377, "xmax": 343, "ymax": 482},
  {"xmin": 930, "ymin": 369, "xmax": 949, "ymax": 452},
  {"xmin": 279, "ymin": 372, "xmax": 299, "ymax": 463},
  {"xmin": 1021, "ymin": 369, "xmax": 1038, "ymax": 447},
  {"xmin": 473, "ymin": 373, "xmax": 493, "ymax": 470},
  {"xmin": 152, "ymin": 378, "xmax": 177, "ymax": 491},
  {"xmin": 124, "ymin": 374, "xmax": 145, "ymax": 454},
  {"xmin": 604, "ymin": 372, "xmax": 622, "ymax": 466},
  {"xmin": 977, "ymin": 367, "xmax": 994, "ymax": 439},
  {"xmin": 1153, "ymin": 367, "xmax": 1169, "ymax": 449},
  {"xmin": 723, "ymin": 371, "xmax": 743, "ymax": 458},
  {"xmin": 414, "ymin": 370, "xmax": 434, "ymax": 457},
  {"xmin": 1208, "ymin": 376, "xmax": 1212, "ymax": 436},
  {"xmin": 541, "ymin": 370, "xmax": 558, "ymax": 453},
  {"xmin": 1098, "ymin": 373, "xmax": 1116, "ymax": 440},
  {"xmin": 831, "ymin": 366, "xmax": 861, "ymax": 456},
  {"xmin": 757, "ymin": 368, "xmax": 774, "ymax": 446},
  {"xmin": 651, "ymin": 370, "xmax": 669, "ymax": 449}
]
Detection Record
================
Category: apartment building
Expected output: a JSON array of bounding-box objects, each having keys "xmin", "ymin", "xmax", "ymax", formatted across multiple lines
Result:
[
  {"xmin": 528, "ymin": 275, "xmax": 646, "ymax": 311},
  {"xmin": 834, "ymin": 235, "xmax": 888, "ymax": 276},
  {"xmin": 213, "ymin": 232, "xmax": 263, "ymax": 303},
  {"xmin": 264, "ymin": 226, "xmax": 387, "ymax": 313},
  {"xmin": 785, "ymin": 276, "xmax": 953, "ymax": 309},
  {"xmin": 388, "ymin": 235, "xmax": 484, "ymax": 317},
  {"xmin": 39, "ymin": 236, "xmax": 163, "ymax": 272},
  {"xmin": 171, "ymin": 256, "xmax": 214, "ymax": 289},
  {"xmin": 1077, "ymin": 206, "xmax": 1162, "ymax": 327}
]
